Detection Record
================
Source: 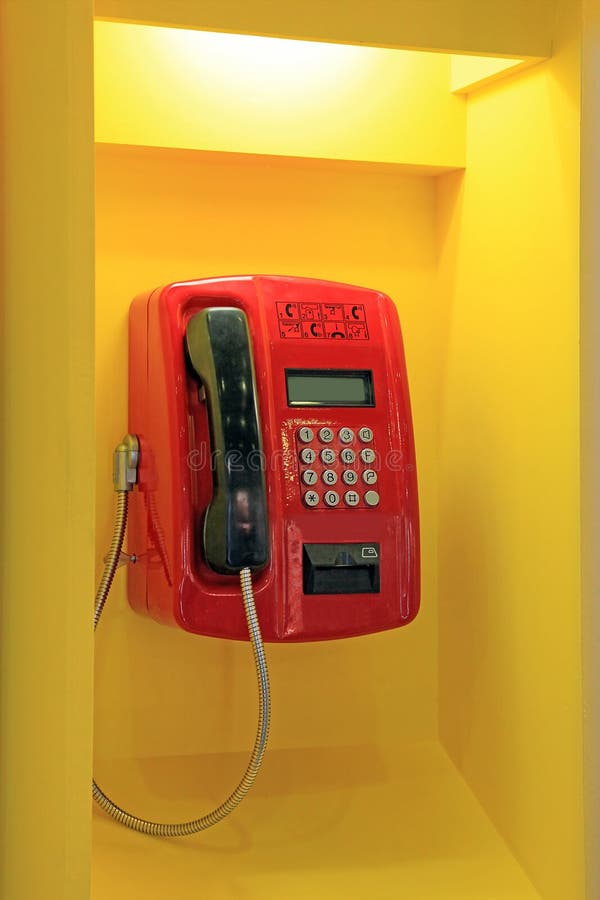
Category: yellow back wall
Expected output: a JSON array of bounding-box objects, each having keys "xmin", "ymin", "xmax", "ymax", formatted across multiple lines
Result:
[{"xmin": 94, "ymin": 145, "xmax": 442, "ymax": 765}]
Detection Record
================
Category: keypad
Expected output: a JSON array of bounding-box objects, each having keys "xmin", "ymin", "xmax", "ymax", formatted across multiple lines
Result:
[{"xmin": 296, "ymin": 424, "xmax": 380, "ymax": 508}]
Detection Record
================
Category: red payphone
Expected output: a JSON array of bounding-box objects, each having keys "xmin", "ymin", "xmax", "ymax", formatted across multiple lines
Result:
[
  {"xmin": 128, "ymin": 275, "xmax": 419, "ymax": 640},
  {"xmin": 93, "ymin": 275, "xmax": 419, "ymax": 836}
]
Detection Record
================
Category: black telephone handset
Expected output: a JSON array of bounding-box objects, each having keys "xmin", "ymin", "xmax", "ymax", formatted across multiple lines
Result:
[{"xmin": 185, "ymin": 308, "xmax": 269, "ymax": 574}]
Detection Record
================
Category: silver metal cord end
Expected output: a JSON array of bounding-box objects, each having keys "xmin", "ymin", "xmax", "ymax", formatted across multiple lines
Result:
[{"xmin": 113, "ymin": 434, "xmax": 140, "ymax": 492}]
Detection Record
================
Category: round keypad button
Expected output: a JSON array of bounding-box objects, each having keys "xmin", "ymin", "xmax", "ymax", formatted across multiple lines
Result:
[
  {"xmin": 338, "ymin": 427, "xmax": 354, "ymax": 444},
  {"xmin": 362, "ymin": 469, "xmax": 378, "ymax": 485},
  {"xmin": 300, "ymin": 447, "xmax": 316, "ymax": 464},
  {"xmin": 322, "ymin": 469, "xmax": 338, "ymax": 486},
  {"xmin": 344, "ymin": 490, "xmax": 360, "ymax": 507},
  {"xmin": 324, "ymin": 490, "xmax": 340, "ymax": 507},
  {"xmin": 342, "ymin": 469, "xmax": 358, "ymax": 485},
  {"xmin": 318, "ymin": 427, "xmax": 334, "ymax": 443},
  {"xmin": 320, "ymin": 448, "xmax": 336, "ymax": 465},
  {"xmin": 298, "ymin": 426, "xmax": 314, "ymax": 443},
  {"xmin": 340, "ymin": 448, "xmax": 356, "ymax": 464},
  {"xmin": 302, "ymin": 469, "xmax": 318, "ymax": 486},
  {"xmin": 358, "ymin": 427, "xmax": 374, "ymax": 443},
  {"xmin": 360, "ymin": 448, "xmax": 376, "ymax": 464},
  {"xmin": 364, "ymin": 490, "xmax": 380, "ymax": 507},
  {"xmin": 303, "ymin": 490, "xmax": 320, "ymax": 507}
]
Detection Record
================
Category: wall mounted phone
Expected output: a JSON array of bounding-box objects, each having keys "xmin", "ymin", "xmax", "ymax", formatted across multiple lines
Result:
[{"xmin": 128, "ymin": 275, "xmax": 420, "ymax": 640}]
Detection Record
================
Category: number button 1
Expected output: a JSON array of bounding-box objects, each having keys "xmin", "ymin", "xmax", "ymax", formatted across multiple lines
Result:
[{"xmin": 298, "ymin": 427, "xmax": 314, "ymax": 443}]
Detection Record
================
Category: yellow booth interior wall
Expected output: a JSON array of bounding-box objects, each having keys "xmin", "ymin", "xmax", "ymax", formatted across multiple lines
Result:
[
  {"xmin": 436, "ymin": 2, "xmax": 584, "ymax": 897},
  {"xmin": 94, "ymin": 147, "xmax": 441, "ymax": 764}
]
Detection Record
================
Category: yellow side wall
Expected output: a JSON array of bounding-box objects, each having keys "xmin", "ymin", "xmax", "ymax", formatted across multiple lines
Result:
[
  {"xmin": 0, "ymin": 1, "xmax": 95, "ymax": 898},
  {"xmin": 94, "ymin": 146, "xmax": 441, "ymax": 765},
  {"xmin": 437, "ymin": 3, "xmax": 584, "ymax": 897}
]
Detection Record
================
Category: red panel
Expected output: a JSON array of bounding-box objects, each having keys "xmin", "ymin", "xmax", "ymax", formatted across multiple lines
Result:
[{"xmin": 128, "ymin": 275, "xmax": 420, "ymax": 641}]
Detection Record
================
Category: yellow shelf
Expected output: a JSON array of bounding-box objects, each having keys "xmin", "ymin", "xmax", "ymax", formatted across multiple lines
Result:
[{"xmin": 92, "ymin": 742, "xmax": 539, "ymax": 900}]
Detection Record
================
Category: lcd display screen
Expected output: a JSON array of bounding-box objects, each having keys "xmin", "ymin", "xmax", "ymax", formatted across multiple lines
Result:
[{"xmin": 285, "ymin": 369, "xmax": 374, "ymax": 407}]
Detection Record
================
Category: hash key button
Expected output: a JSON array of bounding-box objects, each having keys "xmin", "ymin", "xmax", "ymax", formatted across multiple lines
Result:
[{"xmin": 344, "ymin": 491, "xmax": 360, "ymax": 507}]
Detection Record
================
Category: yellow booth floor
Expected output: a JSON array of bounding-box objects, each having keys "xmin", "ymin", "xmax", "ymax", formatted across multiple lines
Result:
[{"xmin": 92, "ymin": 741, "xmax": 539, "ymax": 899}]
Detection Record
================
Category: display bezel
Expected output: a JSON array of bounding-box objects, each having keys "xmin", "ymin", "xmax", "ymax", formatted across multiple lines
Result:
[{"xmin": 285, "ymin": 368, "xmax": 375, "ymax": 407}]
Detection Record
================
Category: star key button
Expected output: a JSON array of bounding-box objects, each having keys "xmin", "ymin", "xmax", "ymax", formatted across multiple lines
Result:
[{"xmin": 304, "ymin": 491, "xmax": 320, "ymax": 507}]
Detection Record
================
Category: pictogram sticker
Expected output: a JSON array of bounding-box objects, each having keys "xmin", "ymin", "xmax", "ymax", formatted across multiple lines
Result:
[{"xmin": 278, "ymin": 301, "xmax": 369, "ymax": 339}]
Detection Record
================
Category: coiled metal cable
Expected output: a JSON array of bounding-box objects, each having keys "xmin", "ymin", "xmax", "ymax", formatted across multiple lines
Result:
[{"xmin": 93, "ymin": 489, "xmax": 271, "ymax": 836}]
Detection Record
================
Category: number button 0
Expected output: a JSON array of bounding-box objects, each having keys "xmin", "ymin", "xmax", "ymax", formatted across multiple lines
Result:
[
  {"xmin": 344, "ymin": 490, "xmax": 360, "ymax": 507},
  {"xmin": 358, "ymin": 427, "xmax": 373, "ymax": 443},
  {"xmin": 298, "ymin": 427, "xmax": 314, "ymax": 443},
  {"xmin": 322, "ymin": 469, "xmax": 338, "ymax": 486},
  {"xmin": 302, "ymin": 469, "xmax": 318, "ymax": 486},
  {"xmin": 304, "ymin": 491, "xmax": 320, "ymax": 507},
  {"xmin": 338, "ymin": 427, "xmax": 354, "ymax": 444},
  {"xmin": 362, "ymin": 469, "xmax": 378, "ymax": 485},
  {"xmin": 324, "ymin": 490, "xmax": 340, "ymax": 507},
  {"xmin": 360, "ymin": 448, "xmax": 376, "ymax": 465},
  {"xmin": 340, "ymin": 448, "xmax": 355, "ymax": 464},
  {"xmin": 342, "ymin": 469, "xmax": 358, "ymax": 485},
  {"xmin": 320, "ymin": 448, "xmax": 336, "ymax": 465},
  {"xmin": 300, "ymin": 447, "xmax": 316, "ymax": 465}
]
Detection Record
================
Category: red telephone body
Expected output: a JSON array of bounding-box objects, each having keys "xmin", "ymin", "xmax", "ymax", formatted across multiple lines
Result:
[{"xmin": 128, "ymin": 275, "xmax": 419, "ymax": 641}]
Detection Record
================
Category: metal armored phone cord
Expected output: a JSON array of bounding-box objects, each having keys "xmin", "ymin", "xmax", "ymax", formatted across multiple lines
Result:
[{"xmin": 92, "ymin": 436, "xmax": 271, "ymax": 836}]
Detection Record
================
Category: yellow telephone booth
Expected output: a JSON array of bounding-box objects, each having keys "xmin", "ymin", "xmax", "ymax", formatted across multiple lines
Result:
[{"xmin": 0, "ymin": 2, "xmax": 596, "ymax": 898}]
